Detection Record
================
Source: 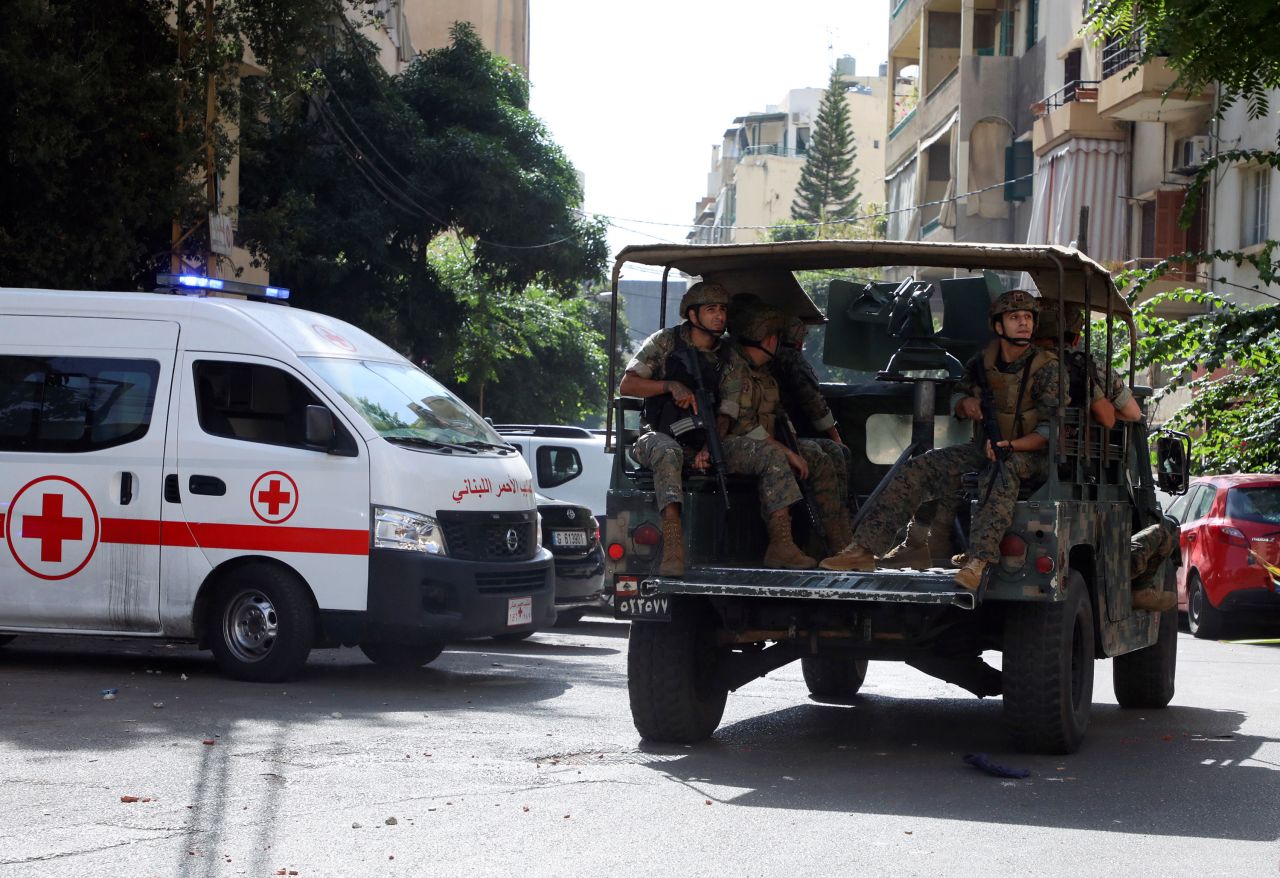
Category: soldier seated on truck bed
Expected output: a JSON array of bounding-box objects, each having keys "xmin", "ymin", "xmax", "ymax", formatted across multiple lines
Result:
[
  {"xmin": 821, "ymin": 290, "xmax": 1059, "ymax": 591},
  {"xmin": 618, "ymin": 281, "xmax": 732, "ymax": 577},
  {"xmin": 717, "ymin": 304, "xmax": 853, "ymax": 569}
]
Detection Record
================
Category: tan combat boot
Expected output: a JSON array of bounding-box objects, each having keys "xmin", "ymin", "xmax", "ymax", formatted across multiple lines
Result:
[
  {"xmin": 881, "ymin": 529, "xmax": 930, "ymax": 569},
  {"xmin": 823, "ymin": 511, "xmax": 854, "ymax": 557},
  {"xmin": 1132, "ymin": 588, "xmax": 1177, "ymax": 612},
  {"xmin": 658, "ymin": 516, "xmax": 685, "ymax": 577},
  {"xmin": 950, "ymin": 552, "xmax": 970, "ymax": 568},
  {"xmin": 954, "ymin": 557, "xmax": 989, "ymax": 591},
  {"xmin": 763, "ymin": 512, "xmax": 818, "ymax": 570},
  {"xmin": 819, "ymin": 542, "xmax": 877, "ymax": 572}
]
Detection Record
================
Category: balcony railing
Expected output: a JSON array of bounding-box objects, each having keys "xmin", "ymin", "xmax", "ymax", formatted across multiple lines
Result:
[
  {"xmin": 741, "ymin": 145, "xmax": 805, "ymax": 158},
  {"xmin": 889, "ymin": 106, "xmax": 917, "ymax": 141},
  {"xmin": 1102, "ymin": 25, "xmax": 1144, "ymax": 79},
  {"xmin": 1033, "ymin": 79, "xmax": 1101, "ymax": 116}
]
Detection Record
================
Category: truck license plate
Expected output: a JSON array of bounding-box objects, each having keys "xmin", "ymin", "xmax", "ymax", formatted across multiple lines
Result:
[
  {"xmin": 552, "ymin": 530, "xmax": 587, "ymax": 547},
  {"xmin": 507, "ymin": 596, "xmax": 532, "ymax": 626},
  {"xmin": 615, "ymin": 595, "xmax": 671, "ymax": 621}
]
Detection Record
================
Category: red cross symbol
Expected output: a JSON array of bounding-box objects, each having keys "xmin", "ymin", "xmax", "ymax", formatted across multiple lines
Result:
[
  {"xmin": 21, "ymin": 493, "xmax": 83, "ymax": 562},
  {"xmin": 257, "ymin": 480, "xmax": 292, "ymax": 517},
  {"xmin": 250, "ymin": 471, "xmax": 299, "ymax": 524}
]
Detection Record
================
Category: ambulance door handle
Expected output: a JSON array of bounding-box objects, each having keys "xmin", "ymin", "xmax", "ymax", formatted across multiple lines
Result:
[
  {"xmin": 164, "ymin": 474, "xmax": 181, "ymax": 504},
  {"xmin": 189, "ymin": 475, "xmax": 226, "ymax": 496},
  {"xmin": 119, "ymin": 472, "xmax": 134, "ymax": 506}
]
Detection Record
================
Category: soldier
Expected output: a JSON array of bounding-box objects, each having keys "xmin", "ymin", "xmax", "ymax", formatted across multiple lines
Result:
[
  {"xmin": 774, "ymin": 317, "xmax": 853, "ymax": 510},
  {"xmin": 1034, "ymin": 305, "xmax": 1175, "ymax": 612},
  {"xmin": 821, "ymin": 290, "xmax": 1059, "ymax": 592},
  {"xmin": 618, "ymin": 281, "xmax": 731, "ymax": 577},
  {"xmin": 717, "ymin": 305, "xmax": 854, "ymax": 569}
]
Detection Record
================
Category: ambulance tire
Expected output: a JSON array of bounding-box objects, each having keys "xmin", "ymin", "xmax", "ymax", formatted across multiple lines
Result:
[
  {"xmin": 359, "ymin": 640, "xmax": 445, "ymax": 669},
  {"xmin": 0, "ymin": 635, "xmax": 15, "ymax": 648},
  {"xmin": 208, "ymin": 566, "xmax": 316, "ymax": 683}
]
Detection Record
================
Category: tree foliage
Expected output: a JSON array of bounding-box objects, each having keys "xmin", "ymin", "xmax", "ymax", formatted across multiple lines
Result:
[
  {"xmin": 791, "ymin": 68, "xmax": 860, "ymax": 230},
  {"xmin": 1087, "ymin": 0, "xmax": 1280, "ymax": 118}
]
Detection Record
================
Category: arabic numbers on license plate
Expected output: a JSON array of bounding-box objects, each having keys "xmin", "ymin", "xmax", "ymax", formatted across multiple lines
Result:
[{"xmin": 507, "ymin": 596, "xmax": 532, "ymax": 626}]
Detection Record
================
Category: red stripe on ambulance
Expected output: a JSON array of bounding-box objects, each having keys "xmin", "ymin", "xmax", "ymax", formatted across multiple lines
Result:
[{"xmin": 96, "ymin": 518, "xmax": 369, "ymax": 555}]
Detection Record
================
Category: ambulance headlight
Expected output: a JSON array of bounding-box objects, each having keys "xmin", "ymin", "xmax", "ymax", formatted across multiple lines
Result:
[{"xmin": 373, "ymin": 507, "xmax": 447, "ymax": 555}]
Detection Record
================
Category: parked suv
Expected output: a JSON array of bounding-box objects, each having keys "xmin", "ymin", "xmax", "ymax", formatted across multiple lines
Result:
[
  {"xmin": 1166, "ymin": 474, "xmax": 1280, "ymax": 638},
  {"xmin": 494, "ymin": 425, "xmax": 609, "ymax": 527}
]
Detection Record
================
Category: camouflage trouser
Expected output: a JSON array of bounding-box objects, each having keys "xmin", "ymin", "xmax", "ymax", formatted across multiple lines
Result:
[
  {"xmin": 721, "ymin": 435, "xmax": 803, "ymax": 517},
  {"xmin": 1130, "ymin": 517, "xmax": 1177, "ymax": 590},
  {"xmin": 634, "ymin": 431, "xmax": 690, "ymax": 512},
  {"xmin": 852, "ymin": 442, "xmax": 1047, "ymax": 562},
  {"xmin": 803, "ymin": 437, "xmax": 850, "ymax": 514}
]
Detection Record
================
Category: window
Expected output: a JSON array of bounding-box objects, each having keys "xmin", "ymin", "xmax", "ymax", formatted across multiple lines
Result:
[
  {"xmin": 537, "ymin": 446, "xmax": 582, "ymax": 489},
  {"xmin": 1025, "ymin": 0, "xmax": 1039, "ymax": 51},
  {"xmin": 1226, "ymin": 486, "xmax": 1280, "ymax": 525},
  {"xmin": 1189, "ymin": 485, "xmax": 1217, "ymax": 522},
  {"xmin": 1242, "ymin": 166, "xmax": 1271, "ymax": 247},
  {"xmin": 194, "ymin": 360, "xmax": 346, "ymax": 451},
  {"xmin": 865, "ymin": 414, "xmax": 972, "ymax": 465},
  {"xmin": 1164, "ymin": 490, "xmax": 1193, "ymax": 524},
  {"xmin": 0, "ymin": 355, "xmax": 160, "ymax": 453}
]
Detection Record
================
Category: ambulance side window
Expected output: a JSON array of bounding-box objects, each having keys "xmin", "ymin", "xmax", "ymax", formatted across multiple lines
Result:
[
  {"xmin": 0, "ymin": 355, "xmax": 160, "ymax": 452},
  {"xmin": 194, "ymin": 361, "xmax": 347, "ymax": 451}
]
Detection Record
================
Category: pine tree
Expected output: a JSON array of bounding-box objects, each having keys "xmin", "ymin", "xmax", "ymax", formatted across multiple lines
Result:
[{"xmin": 791, "ymin": 67, "xmax": 860, "ymax": 232}]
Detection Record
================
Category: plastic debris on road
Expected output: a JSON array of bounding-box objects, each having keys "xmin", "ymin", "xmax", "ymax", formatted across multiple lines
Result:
[{"xmin": 963, "ymin": 752, "xmax": 1030, "ymax": 779}]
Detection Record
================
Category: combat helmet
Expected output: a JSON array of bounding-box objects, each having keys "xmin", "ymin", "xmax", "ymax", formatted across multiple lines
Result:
[
  {"xmin": 989, "ymin": 289, "xmax": 1040, "ymax": 328},
  {"xmin": 1034, "ymin": 304, "xmax": 1086, "ymax": 341},
  {"xmin": 732, "ymin": 303, "xmax": 787, "ymax": 345},
  {"xmin": 781, "ymin": 316, "xmax": 808, "ymax": 350},
  {"xmin": 678, "ymin": 281, "xmax": 730, "ymax": 320}
]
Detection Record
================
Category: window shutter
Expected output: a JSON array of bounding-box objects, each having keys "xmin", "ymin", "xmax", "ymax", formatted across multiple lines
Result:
[
  {"xmin": 1154, "ymin": 189, "xmax": 1192, "ymax": 280},
  {"xmin": 1004, "ymin": 141, "xmax": 1033, "ymax": 201}
]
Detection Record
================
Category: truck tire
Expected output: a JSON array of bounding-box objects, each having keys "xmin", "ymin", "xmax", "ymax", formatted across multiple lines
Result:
[
  {"xmin": 627, "ymin": 601, "xmax": 727, "ymax": 744},
  {"xmin": 1187, "ymin": 574, "xmax": 1224, "ymax": 640},
  {"xmin": 359, "ymin": 640, "xmax": 445, "ymax": 669},
  {"xmin": 1003, "ymin": 571, "xmax": 1094, "ymax": 754},
  {"xmin": 1113, "ymin": 599, "xmax": 1177, "ymax": 709},
  {"xmin": 207, "ymin": 565, "xmax": 315, "ymax": 683},
  {"xmin": 801, "ymin": 656, "xmax": 868, "ymax": 702}
]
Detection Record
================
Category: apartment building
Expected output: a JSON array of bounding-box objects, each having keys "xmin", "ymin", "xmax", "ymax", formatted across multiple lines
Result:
[
  {"xmin": 884, "ymin": 0, "xmax": 1045, "ymax": 267},
  {"xmin": 690, "ymin": 57, "xmax": 888, "ymax": 245},
  {"xmin": 404, "ymin": 0, "xmax": 529, "ymax": 72}
]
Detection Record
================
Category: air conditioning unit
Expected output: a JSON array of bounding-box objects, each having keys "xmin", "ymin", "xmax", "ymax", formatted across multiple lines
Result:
[{"xmin": 1173, "ymin": 136, "xmax": 1212, "ymax": 175}]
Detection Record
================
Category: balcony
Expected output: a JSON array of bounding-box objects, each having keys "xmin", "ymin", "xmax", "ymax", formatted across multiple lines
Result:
[
  {"xmin": 1032, "ymin": 80, "xmax": 1126, "ymax": 155},
  {"xmin": 1097, "ymin": 37, "xmax": 1213, "ymax": 122},
  {"xmin": 1121, "ymin": 258, "xmax": 1206, "ymax": 318}
]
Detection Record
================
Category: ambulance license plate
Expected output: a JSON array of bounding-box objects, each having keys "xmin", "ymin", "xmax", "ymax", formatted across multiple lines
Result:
[
  {"xmin": 551, "ymin": 530, "xmax": 587, "ymax": 547},
  {"xmin": 507, "ymin": 596, "xmax": 532, "ymax": 626}
]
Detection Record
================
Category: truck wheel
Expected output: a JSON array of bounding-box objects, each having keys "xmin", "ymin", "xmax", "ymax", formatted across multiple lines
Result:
[
  {"xmin": 1112, "ymin": 597, "xmax": 1177, "ymax": 709},
  {"xmin": 207, "ymin": 565, "xmax": 315, "ymax": 683},
  {"xmin": 627, "ymin": 601, "xmax": 727, "ymax": 743},
  {"xmin": 801, "ymin": 656, "xmax": 868, "ymax": 702},
  {"xmin": 1003, "ymin": 571, "xmax": 1094, "ymax": 754},
  {"xmin": 359, "ymin": 640, "xmax": 444, "ymax": 668},
  {"xmin": 1187, "ymin": 574, "xmax": 1224, "ymax": 640}
]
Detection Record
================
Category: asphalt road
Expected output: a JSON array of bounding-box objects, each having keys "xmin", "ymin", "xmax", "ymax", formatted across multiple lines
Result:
[{"xmin": 1, "ymin": 619, "xmax": 1278, "ymax": 877}]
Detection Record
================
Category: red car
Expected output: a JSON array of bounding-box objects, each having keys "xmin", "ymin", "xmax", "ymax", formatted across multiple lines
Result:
[{"xmin": 1166, "ymin": 474, "xmax": 1280, "ymax": 639}]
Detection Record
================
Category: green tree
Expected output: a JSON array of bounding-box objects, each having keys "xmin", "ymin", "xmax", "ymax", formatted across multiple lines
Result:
[
  {"xmin": 791, "ymin": 68, "xmax": 860, "ymax": 233},
  {"xmin": 0, "ymin": 0, "xmax": 354, "ymax": 290},
  {"xmin": 1087, "ymin": 0, "xmax": 1280, "ymax": 118},
  {"xmin": 1087, "ymin": 4, "xmax": 1280, "ymax": 471}
]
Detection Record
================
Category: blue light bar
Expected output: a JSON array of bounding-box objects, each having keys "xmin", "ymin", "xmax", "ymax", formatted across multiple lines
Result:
[{"xmin": 155, "ymin": 273, "xmax": 291, "ymax": 306}]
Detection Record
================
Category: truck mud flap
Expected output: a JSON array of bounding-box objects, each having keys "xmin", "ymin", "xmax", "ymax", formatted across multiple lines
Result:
[{"xmin": 641, "ymin": 567, "xmax": 977, "ymax": 610}]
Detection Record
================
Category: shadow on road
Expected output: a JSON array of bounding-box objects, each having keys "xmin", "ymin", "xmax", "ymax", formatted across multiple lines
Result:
[{"xmin": 634, "ymin": 692, "xmax": 1279, "ymax": 842}]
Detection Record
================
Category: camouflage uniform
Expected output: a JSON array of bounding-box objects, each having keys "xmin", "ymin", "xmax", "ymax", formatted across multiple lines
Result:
[
  {"xmin": 1130, "ymin": 516, "xmax": 1178, "ymax": 590},
  {"xmin": 719, "ymin": 342, "xmax": 844, "ymax": 521},
  {"xmin": 851, "ymin": 341, "xmax": 1060, "ymax": 562},
  {"xmin": 626, "ymin": 324, "xmax": 727, "ymax": 511},
  {"xmin": 772, "ymin": 342, "xmax": 852, "ymax": 509}
]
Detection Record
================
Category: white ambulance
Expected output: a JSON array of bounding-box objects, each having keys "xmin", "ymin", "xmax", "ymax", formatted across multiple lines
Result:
[{"xmin": 0, "ymin": 275, "xmax": 554, "ymax": 681}]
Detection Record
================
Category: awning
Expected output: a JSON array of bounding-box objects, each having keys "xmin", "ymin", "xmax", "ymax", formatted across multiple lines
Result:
[
  {"xmin": 918, "ymin": 110, "xmax": 959, "ymax": 153},
  {"xmin": 1025, "ymin": 138, "xmax": 1130, "ymax": 266}
]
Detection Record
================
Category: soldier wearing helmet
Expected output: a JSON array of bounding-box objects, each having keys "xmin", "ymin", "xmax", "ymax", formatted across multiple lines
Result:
[
  {"xmin": 822, "ymin": 289, "xmax": 1061, "ymax": 593},
  {"xmin": 1033, "ymin": 303, "xmax": 1141, "ymax": 430},
  {"xmin": 618, "ymin": 281, "xmax": 731, "ymax": 577},
  {"xmin": 710, "ymin": 302, "xmax": 853, "ymax": 569}
]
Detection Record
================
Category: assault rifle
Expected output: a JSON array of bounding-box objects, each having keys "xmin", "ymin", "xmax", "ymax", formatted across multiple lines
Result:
[
  {"xmin": 676, "ymin": 346, "xmax": 731, "ymax": 511},
  {"xmin": 775, "ymin": 415, "xmax": 826, "ymax": 556},
  {"xmin": 969, "ymin": 359, "xmax": 1011, "ymax": 505}
]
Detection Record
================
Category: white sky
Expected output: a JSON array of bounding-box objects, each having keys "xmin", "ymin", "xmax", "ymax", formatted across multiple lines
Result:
[{"xmin": 528, "ymin": 0, "xmax": 891, "ymax": 269}]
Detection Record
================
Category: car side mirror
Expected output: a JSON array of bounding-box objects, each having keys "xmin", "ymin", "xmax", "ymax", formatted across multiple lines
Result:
[
  {"xmin": 304, "ymin": 405, "xmax": 337, "ymax": 451},
  {"xmin": 1154, "ymin": 430, "xmax": 1191, "ymax": 495}
]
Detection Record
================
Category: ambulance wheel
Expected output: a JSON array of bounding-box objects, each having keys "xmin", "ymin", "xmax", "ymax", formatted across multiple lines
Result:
[
  {"xmin": 208, "ymin": 566, "xmax": 315, "ymax": 683},
  {"xmin": 359, "ymin": 640, "xmax": 445, "ymax": 669}
]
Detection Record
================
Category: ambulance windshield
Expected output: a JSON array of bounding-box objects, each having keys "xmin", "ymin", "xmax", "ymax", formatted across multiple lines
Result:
[{"xmin": 304, "ymin": 358, "xmax": 504, "ymax": 446}]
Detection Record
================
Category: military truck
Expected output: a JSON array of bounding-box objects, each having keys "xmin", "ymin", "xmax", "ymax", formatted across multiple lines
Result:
[{"xmin": 603, "ymin": 241, "xmax": 1191, "ymax": 755}]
